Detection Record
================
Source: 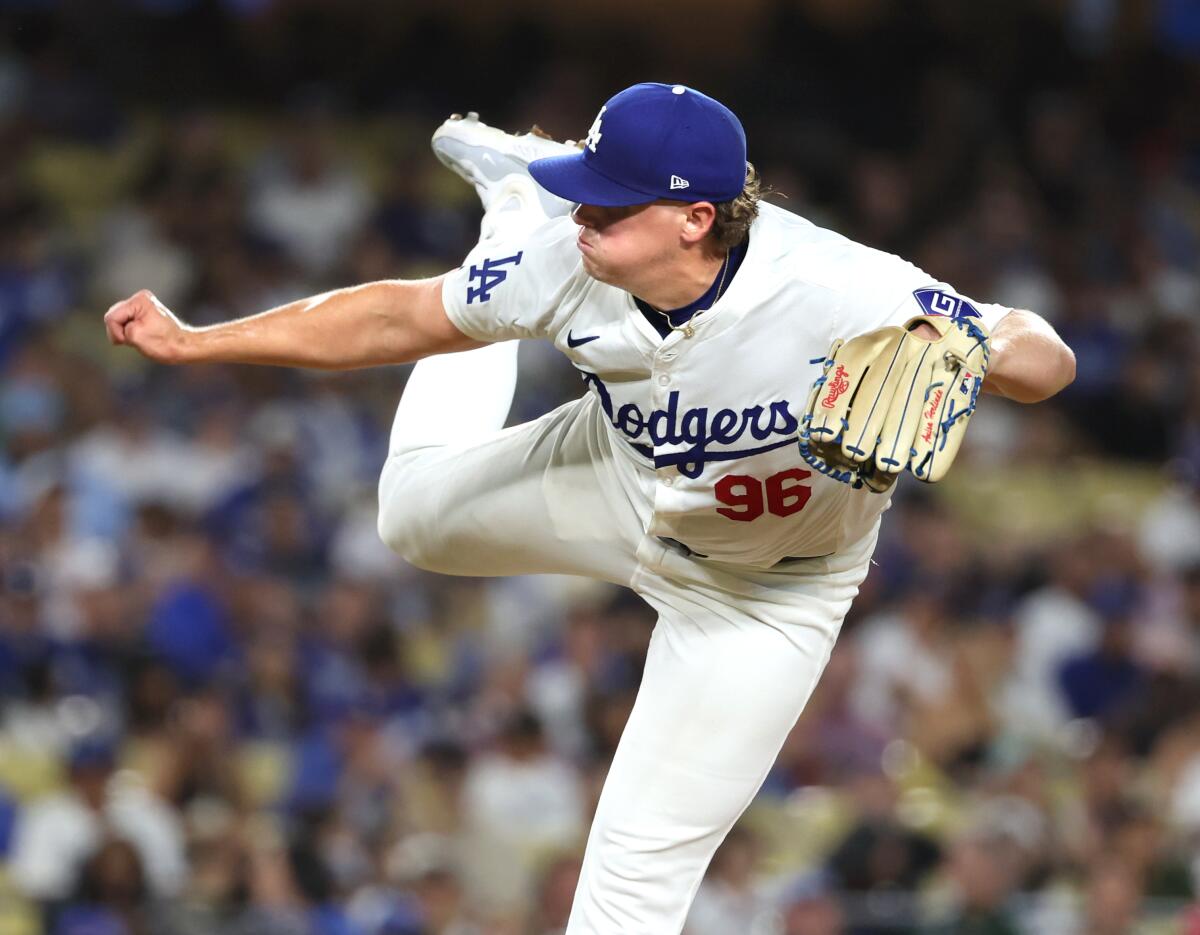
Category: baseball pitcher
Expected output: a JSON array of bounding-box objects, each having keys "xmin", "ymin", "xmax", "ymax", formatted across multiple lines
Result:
[{"xmin": 105, "ymin": 83, "xmax": 1075, "ymax": 934}]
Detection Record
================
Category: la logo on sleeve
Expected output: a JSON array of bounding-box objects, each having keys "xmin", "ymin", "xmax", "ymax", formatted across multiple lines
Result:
[{"xmin": 467, "ymin": 252, "xmax": 523, "ymax": 304}]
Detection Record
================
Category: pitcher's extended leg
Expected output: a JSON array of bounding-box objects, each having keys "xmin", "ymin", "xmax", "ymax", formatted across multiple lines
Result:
[{"xmin": 566, "ymin": 545, "xmax": 874, "ymax": 934}]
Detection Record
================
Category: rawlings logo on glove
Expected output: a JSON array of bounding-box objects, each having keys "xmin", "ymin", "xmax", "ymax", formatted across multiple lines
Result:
[
  {"xmin": 821, "ymin": 365, "xmax": 850, "ymax": 408},
  {"xmin": 799, "ymin": 314, "xmax": 990, "ymax": 493}
]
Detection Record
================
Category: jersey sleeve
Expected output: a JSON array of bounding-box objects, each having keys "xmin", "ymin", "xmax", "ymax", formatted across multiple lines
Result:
[
  {"xmin": 834, "ymin": 245, "xmax": 1011, "ymax": 338},
  {"xmin": 441, "ymin": 216, "xmax": 582, "ymax": 343}
]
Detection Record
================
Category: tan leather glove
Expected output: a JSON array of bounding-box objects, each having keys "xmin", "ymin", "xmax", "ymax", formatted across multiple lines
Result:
[{"xmin": 800, "ymin": 314, "xmax": 990, "ymax": 493}]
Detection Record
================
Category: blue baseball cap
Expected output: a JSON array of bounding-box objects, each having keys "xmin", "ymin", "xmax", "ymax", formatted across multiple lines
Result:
[{"xmin": 528, "ymin": 82, "xmax": 747, "ymax": 207}]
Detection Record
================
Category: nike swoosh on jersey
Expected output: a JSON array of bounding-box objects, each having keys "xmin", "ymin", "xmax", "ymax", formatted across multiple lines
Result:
[{"xmin": 567, "ymin": 331, "xmax": 600, "ymax": 348}]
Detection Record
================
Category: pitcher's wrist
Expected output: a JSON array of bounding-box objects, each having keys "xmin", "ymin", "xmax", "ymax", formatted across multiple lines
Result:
[{"xmin": 170, "ymin": 326, "xmax": 206, "ymax": 364}]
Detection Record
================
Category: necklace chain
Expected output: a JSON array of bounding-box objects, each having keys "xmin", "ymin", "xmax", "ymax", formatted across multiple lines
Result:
[{"xmin": 651, "ymin": 252, "xmax": 730, "ymax": 340}]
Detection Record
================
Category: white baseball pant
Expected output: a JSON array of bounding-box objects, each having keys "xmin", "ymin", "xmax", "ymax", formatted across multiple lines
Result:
[{"xmin": 377, "ymin": 339, "xmax": 876, "ymax": 934}]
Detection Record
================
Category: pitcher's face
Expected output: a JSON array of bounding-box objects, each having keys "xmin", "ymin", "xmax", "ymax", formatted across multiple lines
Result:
[{"xmin": 571, "ymin": 201, "xmax": 694, "ymax": 287}]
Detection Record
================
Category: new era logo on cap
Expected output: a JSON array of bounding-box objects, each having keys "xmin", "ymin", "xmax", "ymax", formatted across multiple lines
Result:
[{"xmin": 669, "ymin": 175, "xmax": 690, "ymax": 190}]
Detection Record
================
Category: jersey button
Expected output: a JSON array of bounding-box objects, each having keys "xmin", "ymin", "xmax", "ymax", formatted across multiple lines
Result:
[
  {"xmin": 661, "ymin": 476, "xmax": 674, "ymax": 486},
  {"xmin": 657, "ymin": 374, "xmax": 671, "ymax": 386}
]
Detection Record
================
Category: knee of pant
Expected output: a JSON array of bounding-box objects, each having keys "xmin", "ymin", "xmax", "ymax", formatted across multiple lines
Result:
[
  {"xmin": 376, "ymin": 502, "xmax": 420, "ymax": 567},
  {"xmin": 376, "ymin": 455, "xmax": 446, "ymax": 571},
  {"xmin": 573, "ymin": 830, "xmax": 685, "ymax": 933},
  {"xmin": 589, "ymin": 825, "xmax": 678, "ymax": 884}
]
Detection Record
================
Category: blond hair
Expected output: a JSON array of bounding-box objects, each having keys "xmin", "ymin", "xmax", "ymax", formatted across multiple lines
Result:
[{"xmin": 709, "ymin": 162, "xmax": 768, "ymax": 250}]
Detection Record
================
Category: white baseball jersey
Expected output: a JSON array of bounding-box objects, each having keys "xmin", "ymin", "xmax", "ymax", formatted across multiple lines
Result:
[{"xmin": 441, "ymin": 202, "xmax": 1009, "ymax": 567}]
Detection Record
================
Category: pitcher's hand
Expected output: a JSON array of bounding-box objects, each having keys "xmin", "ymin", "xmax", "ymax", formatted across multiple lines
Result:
[{"xmin": 104, "ymin": 290, "xmax": 193, "ymax": 364}]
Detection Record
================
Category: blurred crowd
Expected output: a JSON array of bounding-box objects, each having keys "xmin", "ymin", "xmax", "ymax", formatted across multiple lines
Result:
[{"xmin": 4, "ymin": 1, "xmax": 1200, "ymax": 933}]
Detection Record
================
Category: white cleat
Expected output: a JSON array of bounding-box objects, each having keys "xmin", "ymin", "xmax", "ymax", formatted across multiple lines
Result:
[{"xmin": 432, "ymin": 112, "xmax": 577, "ymax": 220}]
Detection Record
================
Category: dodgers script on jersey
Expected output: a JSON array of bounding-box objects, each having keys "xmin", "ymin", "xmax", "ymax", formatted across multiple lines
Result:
[{"xmin": 442, "ymin": 203, "xmax": 1009, "ymax": 566}]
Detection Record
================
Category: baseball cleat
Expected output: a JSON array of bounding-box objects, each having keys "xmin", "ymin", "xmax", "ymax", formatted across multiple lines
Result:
[{"xmin": 432, "ymin": 112, "xmax": 576, "ymax": 219}]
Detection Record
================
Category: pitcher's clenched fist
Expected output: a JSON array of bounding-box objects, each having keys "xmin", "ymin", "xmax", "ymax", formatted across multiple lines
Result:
[{"xmin": 104, "ymin": 289, "xmax": 192, "ymax": 363}]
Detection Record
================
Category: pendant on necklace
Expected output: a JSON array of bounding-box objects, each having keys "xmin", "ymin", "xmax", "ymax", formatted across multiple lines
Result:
[{"xmin": 683, "ymin": 323, "xmax": 695, "ymax": 339}]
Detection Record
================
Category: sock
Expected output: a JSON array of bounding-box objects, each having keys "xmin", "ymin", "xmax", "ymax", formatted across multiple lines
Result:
[{"xmin": 388, "ymin": 340, "xmax": 519, "ymax": 456}]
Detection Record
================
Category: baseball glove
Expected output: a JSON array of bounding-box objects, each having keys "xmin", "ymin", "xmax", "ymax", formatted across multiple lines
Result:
[{"xmin": 799, "ymin": 314, "xmax": 990, "ymax": 493}]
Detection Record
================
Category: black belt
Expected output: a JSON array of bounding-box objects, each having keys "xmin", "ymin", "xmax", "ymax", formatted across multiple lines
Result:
[
  {"xmin": 657, "ymin": 537, "xmax": 823, "ymax": 566},
  {"xmin": 659, "ymin": 537, "xmax": 709, "ymax": 558}
]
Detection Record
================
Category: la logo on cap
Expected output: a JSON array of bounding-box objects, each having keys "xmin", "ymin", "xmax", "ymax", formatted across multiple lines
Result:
[{"xmin": 584, "ymin": 106, "xmax": 606, "ymax": 153}]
